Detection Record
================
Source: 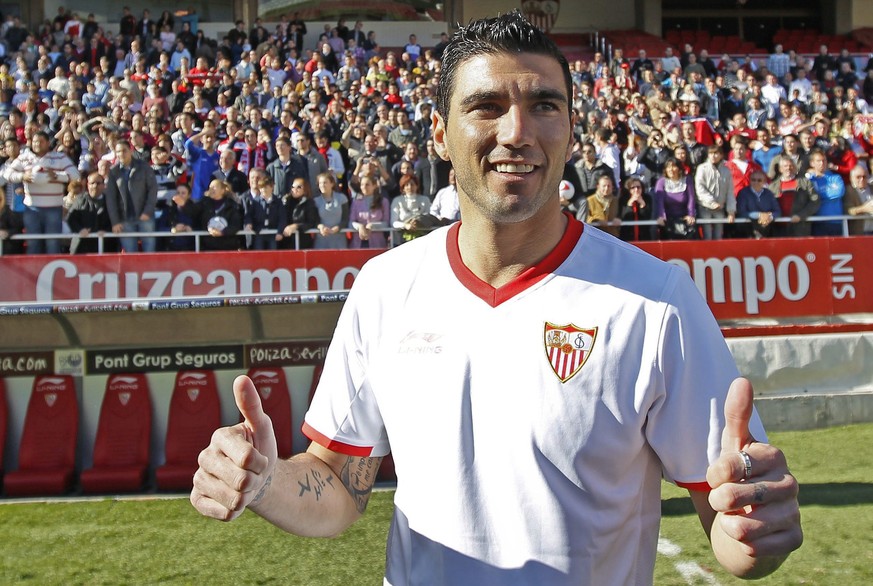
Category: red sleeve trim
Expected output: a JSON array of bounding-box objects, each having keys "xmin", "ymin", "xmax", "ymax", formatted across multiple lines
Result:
[
  {"xmin": 446, "ymin": 212, "xmax": 584, "ymax": 307},
  {"xmin": 301, "ymin": 421, "xmax": 375, "ymax": 457},
  {"xmin": 676, "ymin": 480, "xmax": 712, "ymax": 492}
]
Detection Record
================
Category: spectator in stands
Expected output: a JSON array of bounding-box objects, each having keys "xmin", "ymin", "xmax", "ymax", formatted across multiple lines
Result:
[
  {"xmin": 185, "ymin": 128, "xmax": 221, "ymax": 202},
  {"xmin": 66, "ymin": 171, "xmax": 118, "ymax": 254},
  {"xmin": 295, "ymin": 132, "xmax": 329, "ymax": 194},
  {"xmin": 314, "ymin": 172, "xmax": 349, "ymax": 249},
  {"xmin": 767, "ymin": 44, "xmax": 791, "ymax": 83},
  {"xmin": 3, "ymin": 130, "xmax": 79, "ymax": 254},
  {"xmin": 845, "ymin": 165, "xmax": 873, "ymax": 235},
  {"xmin": 572, "ymin": 142, "xmax": 612, "ymax": 210},
  {"xmin": 737, "ymin": 170, "xmax": 781, "ymax": 239},
  {"xmin": 390, "ymin": 174, "xmax": 432, "ymax": 242},
  {"xmin": 630, "ymin": 49, "xmax": 654, "ymax": 83},
  {"xmin": 173, "ymin": 178, "xmax": 242, "ymax": 251},
  {"xmin": 695, "ymin": 145, "xmax": 735, "ymax": 240},
  {"xmin": 725, "ymin": 135, "xmax": 762, "ymax": 198},
  {"xmin": 213, "ymin": 149, "xmax": 248, "ymax": 197},
  {"xmin": 105, "ymin": 141, "xmax": 159, "ymax": 253},
  {"xmin": 654, "ymin": 157, "xmax": 697, "ymax": 239},
  {"xmin": 282, "ymin": 177, "xmax": 319, "ymax": 250},
  {"xmin": 806, "ymin": 148, "xmax": 846, "ymax": 236},
  {"xmin": 768, "ymin": 157, "xmax": 820, "ymax": 237},
  {"xmin": 661, "ymin": 46, "xmax": 680, "ymax": 74},
  {"xmin": 349, "ymin": 173, "xmax": 390, "ymax": 249},
  {"xmin": 0, "ymin": 178, "xmax": 23, "ymax": 252},
  {"xmin": 752, "ymin": 128, "xmax": 782, "ymax": 179},
  {"xmin": 639, "ymin": 128, "xmax": 670, "ymax": 178},
  {"xmin": 430, "ymin": 168, "xmax": 459, "ymax": 225},
  {"xmin": 245, "ymin": 175, "xmax": 287, "ymax": 250},
  {"xmin": 617, "ymin": 175, "xmax": 653, "ymax": 241},
  {"xmin": 576, "ymin": 174, "xmax": 621, "ymax": 238}
]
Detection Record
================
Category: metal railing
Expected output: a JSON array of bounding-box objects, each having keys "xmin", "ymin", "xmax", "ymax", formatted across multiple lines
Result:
[
  {"xmin": 0, "ymin": 215, "xmax": 869, "ymax": 256},
  {"xmin": 0, "ymin": 227, "xmax": 404, "ymax": 255}
]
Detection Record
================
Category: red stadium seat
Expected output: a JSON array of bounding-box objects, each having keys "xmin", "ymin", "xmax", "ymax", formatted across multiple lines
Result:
[
  {"xmin": 80, "ymin": 374, "xmax": 152, "ymax": 494},
  {"xmin": 308, "ymin": 363, "xmax": 324, "ymax": 406},
  {"xmin": 155, "ymin": 370, "xmax": 221, "ymax": 491},
  {"xmin": 378, "ymin": 453, "xmax": 397, "ymax": 483},
  {"xmin": 0, "ymin": 378, "xmax": 7, "ymax": 481},
  {"xmin": 247, "ymin": 368, "xmax": 293, "ymax": 459},
  {"xmin": 4, "ymin": 375, "xmax": 79, "ymax": 496}
]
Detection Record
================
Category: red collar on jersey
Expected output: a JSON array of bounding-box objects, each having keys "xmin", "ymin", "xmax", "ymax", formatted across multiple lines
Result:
[{"xmin": 446, "ymin": 212, "xmax": 584, "ymax": 308}]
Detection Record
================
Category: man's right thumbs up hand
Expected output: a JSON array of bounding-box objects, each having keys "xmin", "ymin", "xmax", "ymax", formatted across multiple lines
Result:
[{"xmin": 191, "ymin": 375, "xmax": 278, "ymax": 521}]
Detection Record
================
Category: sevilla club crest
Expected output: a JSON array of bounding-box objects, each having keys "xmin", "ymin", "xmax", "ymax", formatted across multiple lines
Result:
[
  {"xmin": 521, "ymin": 0, "xmax": 560, "ymax": 33},
  {"xmin": 544, "ymin": 323, "xmax": 597, "ymax": 383}
]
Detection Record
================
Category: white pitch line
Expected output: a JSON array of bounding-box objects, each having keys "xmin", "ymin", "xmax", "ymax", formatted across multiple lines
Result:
[{"xmin": 658, "ymin": 535, "xmax": 721, "ymax": 585}]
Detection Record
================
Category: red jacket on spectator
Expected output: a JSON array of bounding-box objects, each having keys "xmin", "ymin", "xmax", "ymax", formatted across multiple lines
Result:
[{"xmin": 725, "ymin": 157, "xmax": 763, "ymax": 196}]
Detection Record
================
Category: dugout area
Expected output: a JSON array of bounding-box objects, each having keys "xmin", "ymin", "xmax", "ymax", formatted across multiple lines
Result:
[{"xmin": 0, "ymin": 300, "xmax": 343, "ymax": 494}]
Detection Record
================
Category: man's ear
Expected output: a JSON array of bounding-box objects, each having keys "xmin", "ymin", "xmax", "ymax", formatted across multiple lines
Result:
[
  {"xmin": 565, "ymin": 111, "xmax": 577, "ymax": 162},
  {"xmin": 432, "ymin": 110, "xmax": 451, "ymax": 162}
]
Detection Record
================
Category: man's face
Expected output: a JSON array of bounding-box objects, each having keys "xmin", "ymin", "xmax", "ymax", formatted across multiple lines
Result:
[
  {"xmin": 682, "ymin": 124, "xmax": 695, "ymax": 141},
  {"xmin": 87, "ymin": 175, "xmax": 104, "ymax": 197},
  {"xmin": 115, "ymin": 143, "xmax": 133, "ymax": 166},
  {"xmin": 432, "ymin": 52, "xmax": 573, "ymax": 225},
  {"xmin": 295, "ymin": 134, "xmax": 309, "ymax": 154},
  {"xmin": 708, "ymin": 149, "xmax": 723, "ymax": 164},
  {"xmin": 30, "ymin": 134, "xmax": 49, "ymax": 156},
  {"xmin": 220, "ymin": 150, "xmax": 235, "ymax": 170},
  {"xmin": 595, "ymin": 176, "xmax": 613, "ymax": 197}
]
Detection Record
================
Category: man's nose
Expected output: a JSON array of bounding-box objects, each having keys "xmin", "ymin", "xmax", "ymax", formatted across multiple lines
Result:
[{"xmin": 496, "ymin": 106, "xmax": 533, "ymax": 148}]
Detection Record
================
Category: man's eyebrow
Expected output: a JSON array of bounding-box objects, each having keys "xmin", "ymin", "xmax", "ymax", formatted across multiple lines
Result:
[{"xmin": 459, "ymin": 87, "xmax": 567, "ymax": 108}]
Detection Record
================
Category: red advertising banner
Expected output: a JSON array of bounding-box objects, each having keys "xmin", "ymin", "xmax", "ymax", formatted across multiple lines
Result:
[
  {"xmin": 635, "ymin": 237, "xmax": 872, "ymax": 320},
  {"xmin": 0, "ymin": 250, "xmax": 382, "ymax": 304},
  {"xmin": 0, "ymin": 238, "xmax": 870, "ymax": 321}
]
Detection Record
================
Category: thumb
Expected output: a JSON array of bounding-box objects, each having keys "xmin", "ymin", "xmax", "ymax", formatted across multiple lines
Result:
[
  {"xmin": 720, "ymin": 377, "xmax": 757, "ymax": 453},
  {"xmin": 233, "ymin": 375, "xmax": 273, "ymax": 442}
]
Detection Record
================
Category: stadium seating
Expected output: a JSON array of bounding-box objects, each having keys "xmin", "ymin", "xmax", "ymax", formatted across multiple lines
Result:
[
  {"xmin": 4, "ymin": 375, "xmax": 79, "ymax": 496},
  {"xmin": 246, "ymin": 368, "xmax": 293, "ymax": 459},
  {"xmin": 0, "ymin": 378, "xmax": 6, "ymax": 481},
  {"xmin": 80, "ymin": 373, "xmax": 152, "ymax": 494},
  {"xmin": 308, "ymin": 363, "xmax": 324, "ymax": 406},
  {"xmin": 155, "ymin": 370, "xmax": 221, "ymax": 491}
]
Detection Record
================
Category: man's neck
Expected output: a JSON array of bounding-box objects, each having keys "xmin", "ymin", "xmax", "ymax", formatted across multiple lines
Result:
[{"xmin": 456, "ymin": 200, "xmax": 568, "ymax": 289}]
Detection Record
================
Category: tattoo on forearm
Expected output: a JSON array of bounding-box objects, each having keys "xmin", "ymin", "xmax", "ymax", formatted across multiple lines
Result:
[
  {"xmin": 340, "ymin": 457, "xmax": 380, "ymax": 514},
  {"xmin": 297, "ymin": 468, "xmax": 336, "ymax": 501},
  {"xmin": 251, "ymin": 473, "xmax": 273, "ymax": 506}
]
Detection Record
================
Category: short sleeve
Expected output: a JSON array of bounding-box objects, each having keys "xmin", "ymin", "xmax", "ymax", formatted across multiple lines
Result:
[
  {"xmin": 302, "ymin": 265, "xmax": 390, "ymax": 457},
  {"xmin": 646, "ymin": 268, "xmax": 766, "ymax": 491}
]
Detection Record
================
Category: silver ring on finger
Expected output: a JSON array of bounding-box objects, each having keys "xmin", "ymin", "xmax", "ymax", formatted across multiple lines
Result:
[{"xmin": 739, "ymin": 450, "xmax": 753, "ymax": 481}]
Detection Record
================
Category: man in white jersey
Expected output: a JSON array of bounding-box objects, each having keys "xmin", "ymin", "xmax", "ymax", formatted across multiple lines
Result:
[{"xmin": 191, "ymin": 12, "xmax": 802, "ymax": 584}]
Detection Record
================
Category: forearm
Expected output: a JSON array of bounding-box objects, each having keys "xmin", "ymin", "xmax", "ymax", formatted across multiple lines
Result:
[{"xmin": 250, "ymin": 447, "xmax": 378, "ymax": 538}]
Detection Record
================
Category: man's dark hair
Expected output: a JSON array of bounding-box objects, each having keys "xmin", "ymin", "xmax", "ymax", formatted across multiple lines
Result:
[{"xmin": 436, "ymin": 10, "xmax": 572, "ymax": 122}]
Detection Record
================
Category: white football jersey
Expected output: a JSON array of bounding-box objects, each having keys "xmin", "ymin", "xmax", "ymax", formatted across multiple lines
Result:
[{"xmin": 304, "ymin": 217, "xmax": 765, "ymax": 585}]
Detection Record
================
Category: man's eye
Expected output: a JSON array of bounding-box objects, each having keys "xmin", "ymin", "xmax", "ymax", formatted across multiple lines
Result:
[{"xmin": 535, "ymin": 102, "xmax": 561, "ymax": 112}]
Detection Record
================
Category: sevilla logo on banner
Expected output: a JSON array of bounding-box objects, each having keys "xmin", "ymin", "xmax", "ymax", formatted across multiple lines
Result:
[
  {"xmin": 119, "ymin": 392, "xmax": 131, "ymax": 406},
  {"xmin": 187, "ymin": 389, "xmax": 200, "ymax": 402},
  {"xmin": 521, "ymin": 0, "xmax": 560, "ymax": 33},
  {"xmin": 45, "ymin": 392, "xmax": 57, "ymax": 407},
  {"xmin": 544, "ymin": 323, "xmax": 597, "ymax": 383}
]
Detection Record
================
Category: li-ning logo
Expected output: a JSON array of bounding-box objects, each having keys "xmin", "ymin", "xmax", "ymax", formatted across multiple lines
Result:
[
  {"xmin": 544, "ymin": 323, "xmax": 597, "ymax": 383},
  {"xmin": 398, "ymin": 331, "xmax": 444, "ymax": 354}
]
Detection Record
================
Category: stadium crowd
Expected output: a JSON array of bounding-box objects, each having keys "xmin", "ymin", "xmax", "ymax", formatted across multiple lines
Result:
[{"xmin": 0, "ymin": 7, "xmax": 873, "ymax": 254}]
